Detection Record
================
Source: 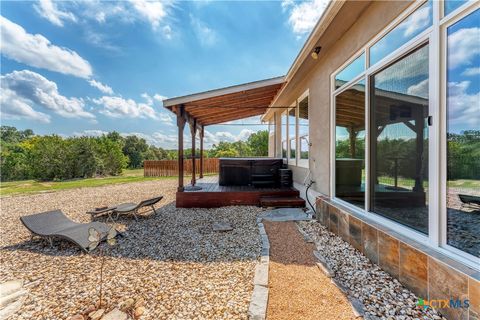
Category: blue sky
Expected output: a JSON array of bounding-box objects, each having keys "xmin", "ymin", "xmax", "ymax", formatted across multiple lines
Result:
[{"xmin": 1, "ymin": 0, "xmax": 329, "ymax": 148}]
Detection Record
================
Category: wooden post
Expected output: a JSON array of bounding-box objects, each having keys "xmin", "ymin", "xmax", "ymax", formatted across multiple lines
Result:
[
  {"xmin": 199, "ymin": 125, "xmax": 204, "ymax": 179},
  {"xmin": 348, "ymin": 127, "xmax": 357, "ymax": 158},
  {"xmin": 177, "ymin": 105, "xmax": 186, "ymax": 192},
  {"xmin": 190, "ymin": 119, "xmax": 197, "ymax": 186}
]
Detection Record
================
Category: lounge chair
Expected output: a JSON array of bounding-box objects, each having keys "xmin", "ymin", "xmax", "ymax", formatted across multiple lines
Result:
[
  {"xmin": 459, "ymin": 194, "xmax": 480, "ymax": 211},
  {"xmin": 20, "ymin": 210, "xmax": 112, "ymax": 252},
  {"xmin": 111, "ymin": 196, "xmax": 163, "ymax": 221}
]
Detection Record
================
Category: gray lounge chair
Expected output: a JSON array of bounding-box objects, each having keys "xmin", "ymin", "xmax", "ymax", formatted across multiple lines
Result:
[
  {"xmin": 111, "ymin": 196, "xmax": 163, "ymax": 221},
  {"xmin": 20, "ymin": 210, "xmax": 111, "ymax": 252},
  {"xmin": 459, "ymin": 194, "xmax": 480, "ymax": 211}
]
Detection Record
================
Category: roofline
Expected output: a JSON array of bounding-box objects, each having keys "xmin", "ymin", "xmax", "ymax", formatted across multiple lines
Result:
[
  {"xmin": 262, "ymin": 0, "xmax": 346, "ymax": 121},
  {"xmin": 283, "ymin": 1, "xmax": 345, "ymax": 83},
  {"xmin": 163, "ymin": 76, "xmax": 285, "ymax": 108}
]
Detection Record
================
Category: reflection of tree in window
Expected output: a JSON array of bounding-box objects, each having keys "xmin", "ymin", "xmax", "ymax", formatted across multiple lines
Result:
[
  {"xmin": 335, "ymin": 80, "xmax": 365, "ymax": 209},
  {"xmin": 446, "ymin": 9, "xmax": 479, "ymax": 257},
  {"xmin": 298, "ymin": 96, "xmax": 309, "ymax": 160},
  {"xmin": 370, "ymin": 44, "xmax": 429, "ymax": 234}
]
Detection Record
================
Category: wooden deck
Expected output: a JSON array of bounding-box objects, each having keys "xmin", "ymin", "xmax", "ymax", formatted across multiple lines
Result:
[{"xmin": 176, "ymin": 176, "xmax": 300, "ymax": 208}]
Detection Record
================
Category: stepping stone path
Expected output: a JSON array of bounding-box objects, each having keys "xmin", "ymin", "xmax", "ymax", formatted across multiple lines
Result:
[{"xmin": 0, "ymin": 280, "xmax": 27, "ymax": 319}]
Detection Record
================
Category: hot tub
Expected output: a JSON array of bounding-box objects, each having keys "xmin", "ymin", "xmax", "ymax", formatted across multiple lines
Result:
[{"xmin": 218, "ymin": 158, "xmax": 284, "ymax": 186}]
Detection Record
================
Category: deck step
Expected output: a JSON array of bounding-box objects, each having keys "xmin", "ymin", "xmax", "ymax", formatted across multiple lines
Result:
[{"xmin": 260, "ymin": 196, "xmax": 306, "ymax": 208}]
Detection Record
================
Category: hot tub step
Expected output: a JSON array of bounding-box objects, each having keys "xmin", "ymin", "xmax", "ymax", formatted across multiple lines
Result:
[{"xmin": 260, "ymin": 196, "xmax": 306, "ymax": 208}]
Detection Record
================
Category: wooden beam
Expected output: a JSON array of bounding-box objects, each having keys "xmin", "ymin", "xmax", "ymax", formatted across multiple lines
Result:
[
  {"xmin": 199, "ymin": 125, "xmax": 204, "ymax": 179},
  {"xmin": 202, "ymin": 109, "xmax": 266, "ymax": 125},
  {"xmin": 189, "ymin": 119, "xmax": 197, "ymax": 186},
  {"xmin": 177, "ymin": 105, "xmax": 186, "ymax": 192},
  {"xmin": 196, "ymin": 107, "xmax": 268, "ymax": 123}
]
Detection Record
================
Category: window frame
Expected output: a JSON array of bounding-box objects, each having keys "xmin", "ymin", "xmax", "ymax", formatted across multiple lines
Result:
[
  {"xmin": 329, "ymin": 0, "xmax": 480, "ymax": 269},
  {"xmin": 287, "ymin": 103, "xmax": 297, "ymax": 165},
  {"xmin": 297, "ymin": 89, "xmax": 310, "ymax": 168}
]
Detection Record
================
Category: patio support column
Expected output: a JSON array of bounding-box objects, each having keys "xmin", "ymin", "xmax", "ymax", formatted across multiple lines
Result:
[
  {"xmin": 176, "ymin": 105, "xmax": 186, "ymax": 192},
  {"xmin": 199, "ymin": 125, "xmax": 204, "ymax": 179},
  {"xmin": 189, "ymin": 119, "xmax": 197, "ymax": 186}
]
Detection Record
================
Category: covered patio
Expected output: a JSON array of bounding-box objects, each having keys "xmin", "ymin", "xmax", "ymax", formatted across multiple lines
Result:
[{"xmin": 163, "ymin": 76, "xmax": 304, "ymax": 208}]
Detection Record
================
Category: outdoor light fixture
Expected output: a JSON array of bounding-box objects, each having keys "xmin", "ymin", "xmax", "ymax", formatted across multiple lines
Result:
[{"xmin": 311, "ymin": 46, "xmax": 322, "ymax": 60}]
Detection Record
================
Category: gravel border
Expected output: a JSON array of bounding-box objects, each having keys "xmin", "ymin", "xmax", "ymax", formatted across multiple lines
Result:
[
  {"xmin": 247, "ymin": 221, "xmax": 270, "ymax": 320},
  {"xmin": 298, "ymin": 220, "xmax": 447, "ymax": 320}
]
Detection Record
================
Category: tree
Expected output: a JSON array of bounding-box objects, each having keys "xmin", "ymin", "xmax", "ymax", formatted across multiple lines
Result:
[
  {"xmin": 246, "ymin": 130, "xmax": 268, "ymax": 156},
  {"xmin": 122, "ymin": 135, "xmax": 149, "ymax": 168},
  {"xmin": 0, "ymin": 126, "xmax": 34, "ymax": 144}
]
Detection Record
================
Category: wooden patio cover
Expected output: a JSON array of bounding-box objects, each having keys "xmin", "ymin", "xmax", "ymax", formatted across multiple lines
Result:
[{"xmin": 163, "ymin": 76, "xmax": 285, "ymax": 191}]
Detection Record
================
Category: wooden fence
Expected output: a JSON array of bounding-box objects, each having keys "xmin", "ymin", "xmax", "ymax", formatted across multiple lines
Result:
[{"xmin": 144, "ymin": 158, "xmax": 220, "ymax": 177}]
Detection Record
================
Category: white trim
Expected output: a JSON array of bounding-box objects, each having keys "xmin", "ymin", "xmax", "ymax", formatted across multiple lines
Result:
[
  {"xmin": 297, "ymin": 89, "xmax": 310, "ymax": 168},
  {"xmin": 163, "ymin": 76, "xmax": 284, "ymax": 107},
  {"xmin": 439, "ymin": 4, "xmax": 480, "ymax": 263},
  {"xmin": 428, "ymin": 0, "xmax": 441, "ymax": 247},
  {"xmin": 440, "ymin": 0, "xmax": 479, "ymax": 25}
]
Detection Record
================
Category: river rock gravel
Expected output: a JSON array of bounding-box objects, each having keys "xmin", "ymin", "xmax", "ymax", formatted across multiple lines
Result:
[
  {"xmin": 298, "ymin": 220, "xmax": 447, "ymax": 320},
  {"xmin": 0, "ymin": 179, "xmax": 262, "ymax": 319}
]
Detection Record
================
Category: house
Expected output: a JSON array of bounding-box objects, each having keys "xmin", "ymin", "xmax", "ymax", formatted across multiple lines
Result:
[{"xmin": 164, "ymin": 1, "xmax": 479, "ymax": 319}]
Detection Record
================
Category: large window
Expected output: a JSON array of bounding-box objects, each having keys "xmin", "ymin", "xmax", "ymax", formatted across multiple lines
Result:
[
  {"xmin": 331, "ymin": 1, "xmax": 479, "ymax": 265},
  {"xmin": 369, "ymin": 0, "xmax": 432, "ymax": 66},
  {"xmin": 288, "ymin": 107, "xmax": 296, "ymax": 162},
  {"xmin": 335, "ymin": 81, "xmax": 366, "ymax": 209},
  {"xmin": 335, "ymin": 53, "xmax": 365, "ymax": 89},
  {"xmin": 371, "ymin": 45, "xmax": 429, "ymax": 234},
  {"xmin": 446, "ymin": 9, "xmax": 480, "ymax": 257},
  {"xmin": 298, "ymin": 95, "xmax": 309, "ymax": 165}
]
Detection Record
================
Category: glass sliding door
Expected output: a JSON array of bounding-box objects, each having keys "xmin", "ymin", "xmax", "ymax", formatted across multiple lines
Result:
[
  {"xmin": 370, "ymin": 44, "xmax": 429, "ymax": 234},
  {"xmin": 335, "ymin": 80, "xmax": 366, "ymax": 208},
  {"xmin": 446, "ymin": 9, "xmax": 480, "ymax": 257}
]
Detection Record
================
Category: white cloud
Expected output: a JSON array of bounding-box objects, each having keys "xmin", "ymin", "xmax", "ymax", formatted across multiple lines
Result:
[
  {"xmin": 448, "ymin": 27, "xmax": 480, "ymax": 70},
  {"xmin": 215, "ymin": 131, "xmax": 236, "ymax": 142},
  {"xmin": 93, "ymin": 92, "xmax": 172, "ymax": 123},
  {"xmin": 237, "ymin": 129, "xmax": 254, "ymax": 140},
  {"xmin": 73, "ymin": 129, "xmax": 109, "ymax": 137},
  {"xmin": 190, "ymin": 15, "xmax": 218, "ymax": 47},
  {"xmin": 462, "ymin": 67, "xmax": 480, "ymax": 77},
  {"xmin": 283, "ymin": 0, "xmax": 329, "ymax": 35},
  {"xmin": 401, "ymin": 5, "xmax": 431, "ymax": 37},
  {"xmin": 1, "ymin": 88, "xmax": 51, "ymax": 123},
  {"xmin": 407, "ymin": 79, "xmax": 429, "ymax": 99},
  {"xmin": 153, "ymin": 94, "xmax": 167, "ymax": 102},
  {"xmin": 0, "ymin": 16, "xmax": 92, "ymax": 78},
  {"xmin": 129, "ymin": 0, "xmax": 168, "ymax": 30},
  {"xmin": 447, "ymin": 81, "xmax": 480, "ymax": 129},
  {"xmin": 1, "ymin": 70, "xmax": 95, "ymax": 121},
  {"xmin": 34, "ymin": 0, "xmax": 76, "ymax": 27},
  {"xmin": 88, "ymin": 79, "xmax": 114, "ymax": 95}
]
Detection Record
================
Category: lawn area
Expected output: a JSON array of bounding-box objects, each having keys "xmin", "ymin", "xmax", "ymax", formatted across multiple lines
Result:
[{"xmin": 0, "ymin": 169, "xmax": 174, "ymax": 196}]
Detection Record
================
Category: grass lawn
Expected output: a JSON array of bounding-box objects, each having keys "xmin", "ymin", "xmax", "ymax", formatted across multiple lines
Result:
[{"xmin": 0, "ymin": 169, "xmax": 175, "ymax": 196}]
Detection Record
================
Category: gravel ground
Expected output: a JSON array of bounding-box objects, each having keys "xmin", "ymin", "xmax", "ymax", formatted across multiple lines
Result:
[
  {"xmin": 264, "ymin": 221, "xmax": 354, "ymax": 320},
  {"xmin": 0, "ymin": 180, "xmax": 262, "ymax": 319},
  {"xmin": 298, "ymin": 220, "xmax": 446, "ymax": 320}
]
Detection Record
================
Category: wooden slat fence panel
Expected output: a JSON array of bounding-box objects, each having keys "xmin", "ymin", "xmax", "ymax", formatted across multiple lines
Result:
[{"xmin": 144, "ymin": 158, "xmax": 220, "ymax": 177}]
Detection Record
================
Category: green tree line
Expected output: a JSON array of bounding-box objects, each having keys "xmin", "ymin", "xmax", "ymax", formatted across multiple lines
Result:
[
  {"xmin": 0, "ymin": 126, "xmax": 269, "ymax": 181},
  {"xmin": 335, "ymin": 130, "xmax": 479, "ymax": 180}
]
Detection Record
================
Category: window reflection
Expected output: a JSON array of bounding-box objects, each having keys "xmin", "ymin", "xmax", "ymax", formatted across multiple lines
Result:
[
  {"xmin": 298, "ymin": 96, "xmax": 309, "ymax": 160},
  {"xmin": 335, "ymin": 80, "xmax": 366, "ymax": 209},
  {"xmin": 370, "ymin": 45, "xmax": 429, "ymax": 234},
  {"xmin": 370, "ymin": 1, "xmax": 432, "ymax": 66},
  {"xmin": 335, "ymin": 53, "xmax": 365, "ymax": 89},
  {"xmin": 444, "ymin": 0, "xmax": 469, "ymax": 16},
  {"xmin": 446, "ymin": 9, "xmax": 480, "ymax": 257},
  {"xmin": 288, "ymin": 107, "xmax": 296, "ymax": 160}
]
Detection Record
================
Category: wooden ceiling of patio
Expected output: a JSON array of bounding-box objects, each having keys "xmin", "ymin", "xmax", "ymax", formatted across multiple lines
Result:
[{"xmin": 164, "ymin": 82, "xmax": 284, "ymax": 126}]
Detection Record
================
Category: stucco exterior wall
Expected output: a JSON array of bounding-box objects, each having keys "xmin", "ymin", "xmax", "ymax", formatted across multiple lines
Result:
[{"xmin": 271, "ymin": 0, "xmax": 410, "ymax": 196}]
